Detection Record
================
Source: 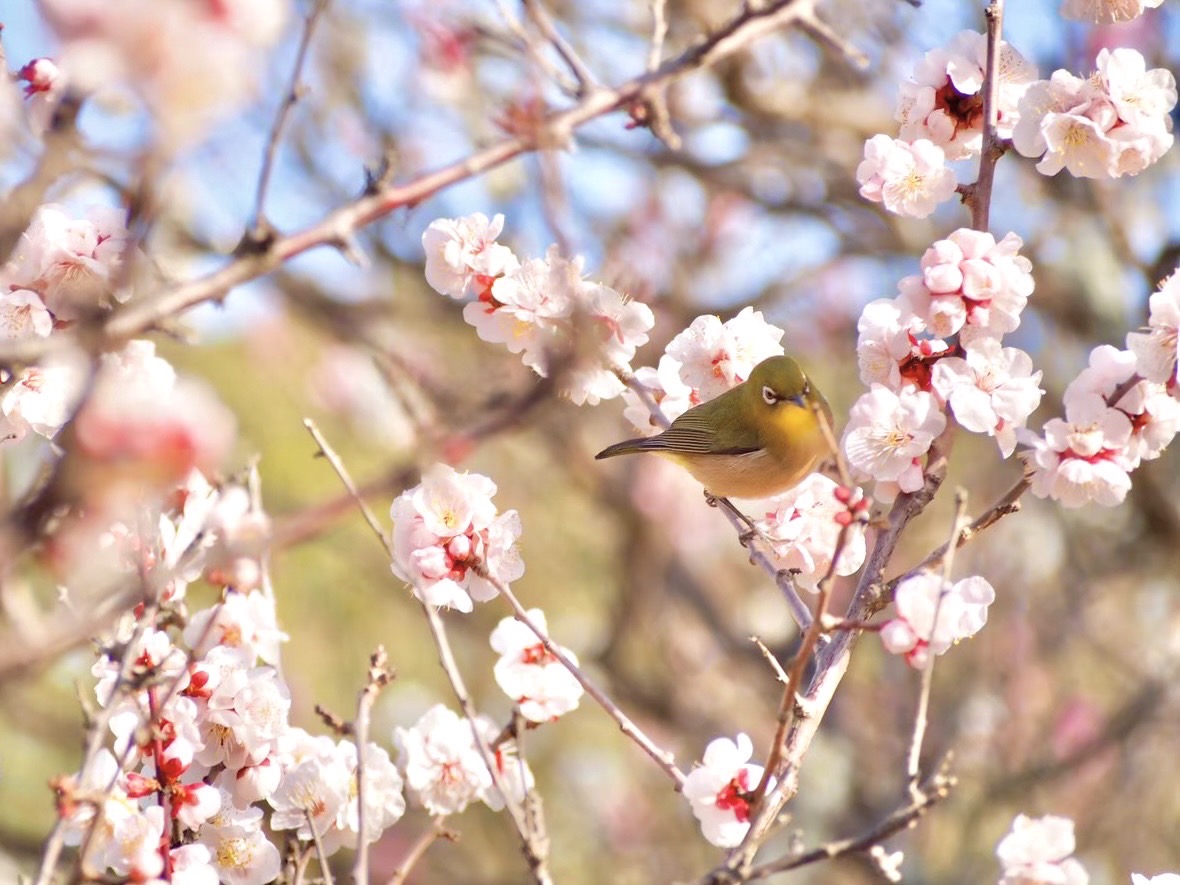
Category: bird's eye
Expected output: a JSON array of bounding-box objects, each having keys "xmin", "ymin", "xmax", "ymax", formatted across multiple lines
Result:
[{"xmin": 762, "ymin": 385, "xmax": 778, "ymax": 405}]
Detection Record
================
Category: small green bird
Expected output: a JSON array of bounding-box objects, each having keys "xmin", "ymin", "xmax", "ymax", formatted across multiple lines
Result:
[{"xmin": 595, "ymin": 355, "xmax": 832, "ymax": 499}]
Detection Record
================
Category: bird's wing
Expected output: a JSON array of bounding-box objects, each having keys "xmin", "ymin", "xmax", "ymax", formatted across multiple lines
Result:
[{"xmin": 651, "ymin": 408, "xmax": 760, "ymax": 456}]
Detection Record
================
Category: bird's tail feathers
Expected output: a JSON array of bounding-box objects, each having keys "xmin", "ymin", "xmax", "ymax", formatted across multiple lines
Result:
[{"xmin": 594, "ymin": 437, "xmax": 662, "ymax": 459}]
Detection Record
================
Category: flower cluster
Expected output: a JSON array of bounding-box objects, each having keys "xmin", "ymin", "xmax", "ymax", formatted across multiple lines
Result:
[
  {"xmin": 621, "ymin": 305, "xmax": 786, "ymax": 434},
  {"xmin": 395, "ymin": 704, "xmax": 533, "ymax": 816},
  {"xmin": 750, "ymin": 474, "xmax": 868, "ymax": 592},
  {"xmin": 390, "ymin": 463, "xmax": 524, "ymax": 612},
  {"xmin": 1024, "ymin": 341, "xmax": 1179, "ymax": 509},
  {"xmin": 844, "ymin": 228, "xmax": 1043, "ymax": 501},
  {"xmin": 996, "ymin": 814, "xmax": 1088, "ymax": 885},
  {"xmin": 422, "ymin": 213, "xmax": 654, "ymax": 405},
  {"xmin": 2, "ymin": 202, "xmax": 130, "ymax": 326},
  {"xmin": 895, "ymin": 30, "xmax": 1036, "ymax": 160},
  {"xmin": 880, "ymin": 572, "xmax": 996, "ymax": 667},
  {"xmin": 1014, "ymin": 49, "xmax": 1176, "ymax": 179},
  {"xmin": 683, "ymin": 733, "xmax": 772, "ymax": 848},
  {"xmin": 490, "ymin": 609, "xmax": 584, "ymax": 722},
  {"xmin": 37, "ymin": 0, "xmax": 289, "ymax": 143}
]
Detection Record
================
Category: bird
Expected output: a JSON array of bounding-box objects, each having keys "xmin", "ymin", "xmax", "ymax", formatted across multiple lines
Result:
[{"xmin": 595, "ymin": 355, "xmax": 832, "ymax": 499}]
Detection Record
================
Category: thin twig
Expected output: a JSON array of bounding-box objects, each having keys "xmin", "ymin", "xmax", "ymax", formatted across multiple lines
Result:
[
  {"xmin": 750, "ymin": 635, "xmax": 790, "ymax": 683},
  {"xmin": 352, "ymin": 646, "xmax": 394, "ymax": 885},
  {"xmin": 478, "ymin": 569, "xmax": 687, "ymax": 789},
  {"xmin": 904, "ymin": 490, "xmax": 968, "ymax": 799},
  {"xmin": 247, "ymin": 0, "xmax": 332, "ymax": 247},
  {"xmin": 386, "ymin": 819, "xmax": 458, "ymax": 885},
  {"xmin": 521, "ymin": 0, "xmax": 599, "ymax": 96},
  {"xmin": 306, "ymin": 810, "xmax": 335, "ymax": 885}
]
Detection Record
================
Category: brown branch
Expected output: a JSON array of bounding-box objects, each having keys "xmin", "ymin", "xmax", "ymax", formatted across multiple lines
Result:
[
  {"xmin": 386, "ymin": 819, "xmax": 459, "ymax": 885},
  {"xmin": 965, "ymin": 0, "xmax": 1006, "ymax": 231}
]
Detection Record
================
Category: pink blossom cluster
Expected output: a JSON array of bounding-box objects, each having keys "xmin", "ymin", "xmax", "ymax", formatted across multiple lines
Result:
[
  {"xmin": 844, "ymin": 228, "xmax": 1043, "ymax": 499},
  {"xmin": 1, "ymin": 202, "xmax": 130, "ymax": 330},
  {"xmin": 682, "ymin": 733, "xmax": 773, "ymax": 848},
  {"xmin": 2, "ymin": 340, "xmax": 236, "ymax": 509},
  {"xmin": 1014, "ymin": 48, "xmax": 1176, "ymax": 179},
  {"xmin": 394, "ymin": 704, "xmax": 533, "ymax": 816},
  {"xmin": 490, "ymin": 609, "xmax": 585, "ymax": 722},
  {"xmin": 621, "ymin": 305, "xmax": 786, "ymax": 434},
  {"xmin": 422, "ymin": 213, "xmax": 655, "ymax": 405},
  {"xmin": 996, "ymin": 814, "xmax": 1089, "ymax": 885},
  {"xmin": 895, "ymin": 30, "xmax": 1037, "ymax": 161},
  {"xmin": 390, "ymin": 463, "xmax": 524, "ymax": 612},
  {"xmin": 17, "ymin": 57, "xmax": 67, "ymax": 135},
  {"xmin": 880, "ymin": 572, "xmax": 995, "ymax": 667},
  {"xmin": 36, "ymin": 0, "xmax": 289, "ymax": 143},
  {"xmin": 1023, "ymin": 343, "xmax": 1179, "ymax": 509}
]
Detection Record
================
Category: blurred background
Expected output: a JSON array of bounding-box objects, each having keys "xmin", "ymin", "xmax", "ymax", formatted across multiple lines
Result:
[{"xmin": 2, "ymin": 0, "xmax": 1180, "ymax": 881}]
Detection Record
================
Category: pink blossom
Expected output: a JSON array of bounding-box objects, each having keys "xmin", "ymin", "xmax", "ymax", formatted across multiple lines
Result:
[
  {"xmin": 881, "ymin": 572, "xmax": 995, "ymax": 668},
  {"xmin": 1127, "ymin": 270, "xmax": 1180, "ymax": 388},
  {"xmin": 931, "ymin": 337, "xmax": 1044, "ymax": 457},
  {"xmin": 682, "ymin": 734, "xmax": 772, "ymax": 848},
  {"xmin": 394, "ymin": 704, "xmax": 493, "ymax": 815},
  {"xmin": 623, "ymin": 355, "xmax": 695, "ymax": 433},
  {"xmin": 423, "ymin": 212, "xmax": 520, "ymax": 299},
  {"xmin": 856, "ymin": 297, "xmax": 949, "ymax": 391},
  {"xmin": 996, "ymin": 814, "xmax": 1089, "ymax": 885},
  {"xmin": 665, "ymin": 306, "xmax": 785, "ymax": 402},
  {"xmin": 856, "ymin": 136, "xmax": 958, "ymax": 219},
  {"xmin": 490, "ymin": 609, "xmax": 584, "ymax": 722},
  {"xmin": 843, "ymin": 385, "xmax": 947, "ymax": 492},
  {"xmin": 390, "ymin": 464, "xmax": 524, "ymax": 612},
  {"xmin": 896, "ymin": 31, "xmax": 1035, "ymax": 159}
]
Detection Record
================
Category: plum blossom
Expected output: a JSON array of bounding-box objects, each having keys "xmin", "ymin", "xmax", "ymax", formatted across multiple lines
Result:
[
  {"xmin": 390, "ymin": 464, "xmax": 524, "ymax": 612},
  {"xmin": 665, "ymin": 306, "xmax": 785, "ymax": 402},
  {"xmin": 899, "ymin": 229, "xmax": 1035, "ymax": 339},
  {"xmin": 395, "ymin": 704, "xmax": 493, "ymax": 815},
  {"xmin": 856, "ymin": 136, "xmax": 958, "ymax": 219},
  {"xmin": 622, "ymin": 354, "xmax": 696, "ymax": 434},
  {"xmin": 1014, "ymin": 50, "xmax": 1175, "ymax": 179},
  {"xmin": 880, "ymin": 572, "xmax": 995, "ymax": 668},
  {"xmin": 1127, "ymin": 271, "xmax": 1180, "ymax": 389},
  {"xmin": 18, "ymin": 57, "xmax": 67, "ymax": 135},
  {"xmin": 198, "ymin": 663, "xmax": 291, "ymax": 771},
  {"xmin": 843, "ymin": 385, "xmax": 947, "ymax": 493},
  {"xmin": 490, "ymin": 609, "xmax": 584, "ymax": 722},
  {"xmin": 268, "ymin": 754, "xmax": 349, "ymax": 848},
  {"xmin": 437, "ymin": 224, "xmax": 653, "ymax": 405},
  {"xmin": 932, "ymin": 337, "xmax": 1044, "ymax": 457},
  {"xmin": 996, "ymin": 814, "xmax": 1088, "ymax": 885},
  {"xmin": 1061, "ymin": 0, "xmax": 1163, "ymax": 21},
  {"xmin": 1065, "ymin": 345, "xmax": 1179, "ymax": 467},
  {"xmin": 478, "ymin": 726, "xmax": 536, "ymax": 813},
  {"xmin": 856, "ymin": 297, "xmax": 949, "ymax": 392},
  {"xmin": 752, "ymin": 474, "xmax": 868, "ymax": 592},
  {"xmin": 197, "ymin": 821, "xmax": 282, "ymax": 885},
  {"xmin": 184, "ymin": 590, "xmax": 288, "ymax": 667},
  {"xmin": 683, "ymin": 733, "xmax": 772, "ymax": 848},
  {"xmin": 71, "ymin": 342, "xmax": 236, "ymax": 492},
  {"xmin": 1024, "ymin": 390, "xmax": 1134, "ymax": 509},
  {"xmin": 896, "ymin": 31, "xmax": 1036, "ymax": 159},
  {"xmin": 39, "ymin": 0, "xmax": 289, "ymax": 143},
  {"xmin": 423, "ymin": 212, "xmax": 520, "ymax": 299},
  {"xmin": 1, "ymin": 345, "xmax": 88, "ymax": 440},
  {"xmin": 166, "ymin": 844, "xmax": 219, "ymax": 885},
  {"xmin": 165, "ymin": 844, "xmax": 219, "ymax": 885},
  {"xmin": 4, "ymin": 203, "xmax": 130, "ymax": 320},
  {"xmin": 0, "ymin": 288, "xmax": 53, "ymax": 339}
]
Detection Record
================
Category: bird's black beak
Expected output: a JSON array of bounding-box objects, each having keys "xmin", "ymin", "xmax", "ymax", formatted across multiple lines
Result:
[{"xmin": 789, "ymin": 394, "xmax": 808, "ymax": 408}]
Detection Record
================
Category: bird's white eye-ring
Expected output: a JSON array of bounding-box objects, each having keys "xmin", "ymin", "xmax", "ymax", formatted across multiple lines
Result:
[{"xmin": 762, "ymin": 385, "xmax": 778, "ymax": 405}]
